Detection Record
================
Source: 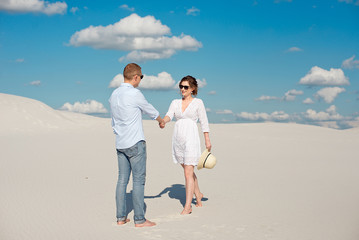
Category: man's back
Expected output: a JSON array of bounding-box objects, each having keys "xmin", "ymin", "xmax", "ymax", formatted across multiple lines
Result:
[{"xmin": 109, "ymin": 83, "xmax": 159, "ymax": 149}]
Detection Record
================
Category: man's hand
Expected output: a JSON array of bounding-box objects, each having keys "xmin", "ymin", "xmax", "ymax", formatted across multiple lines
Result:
[{"xmin": 156, "ymin": 116, "xmax": 165, "ymax": 129}]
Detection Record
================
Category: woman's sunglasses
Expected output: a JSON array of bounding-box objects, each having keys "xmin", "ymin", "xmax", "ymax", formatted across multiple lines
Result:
[{"xmin": 179, "ymin": 85, "xmax": 189, "ymax": 90}]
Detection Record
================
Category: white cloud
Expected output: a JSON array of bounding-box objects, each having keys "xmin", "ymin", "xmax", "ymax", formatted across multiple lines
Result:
[
  {"xmin": 108, "ymin": 74, "xmax": 124, "ymax": 88},
  {"xmin": 283, "ymin": 89, "xmax": 303, "ymax": 101},
  {"xmin": 60, "ymin": 100, "xmax": 108, "ymax": 114},
  {"xmin": 317, "ymin": 121, "xmax": 340, "ymax": 129},
  {"xmin": 326, "ymin": 105, "xmax": 337, "ymax": 115},
  {"xmin": 342, "ymin": 117, "xmax": 359, "ymax": 128},
  {"xmin": 303, "ymin": 97, "xmax": 314, "ymax": 104},
  {"xmin": 256, "ymin": 89, "xmax": 303, "ymax": 102},
  {"xmin": 338, "ymin": 0, "xmax": 359, "ymax": 6},
  {"xmin": 70, "ymin": 14, "xmax": 170, "ymax": 43},
  {"xmin": 287, "ymin": 47, "xmax": 302, "ymax": 52},
  {"xmin": 237, "ymin": 111, "xmax": 290, "ymax": 121},
  {"xmin": 30, "ymin": 80, "xmax": 41, "ymax": 86},
  {"xmin": 299, "ymin": 66, "xmax": 349, "ymax": 86},
  {"xmin": 109, "ymin": 72, "xmax": 176, "ymax": 90},
  {"xmin": 233, "ymin": 105, "xmax": 358, "ymax": 129},
  {"xmin": 120, "ymin": 49, "xmax": 175, "ymax": 62},
  {"xmin": 304, "ymin": 105, "xmax": 343, "ymax": 121},
  {"xmin": 315, "ymin": 87, "xmax": 346, "ymax": 103},
  {"xmin": 267, "ymin": 111, "xmax": 290, "ymax": 121},
  {"xmin": 255, "ymin": 95, "xmax": 280, "ymax": 101},
  {"xmin": 186, "ymin": 6, "xmax": 200, "ymax": 16},
  {"xmin": 206, "ymin": 108, "xmax": 211, "ymax": 112},
  {"xmin": 139, "ymin": 72, "xmax": 176, "ymax": 90},
  {"xmin": 69, "ymin": 13, "xmax": 202, "ymax": 62},
  {"xmin": 274, "ymin": 0, "xmax": 292, "ymax": 3},
  {"xmin": 120, "ymin": 4, "xmax": 134, "ymax": 11},
  {"xmin": 221, "ymin": 119, "xmax": 231, "ymax": 123},
  {"xmin": 216, "ymin": 109, "xmax": 233, "ymax": 115},
  {"xmin": 342, "ymin": 55, "xmax": 359, "ymax": 69},
  {"xmin": 0, "ymin": 0, "xmax": 67, "ymax": 15},
  {"xmin": 197, "ymin": 78, "xmax": 207, "ymax": 88},
  {"xmin": 109, "ymin": 72, "xmax": 207, "ymax": 90},
  {"xmin": 70, "ymin": 7, "xmax": 78, "ymax": 14},
  {"xmin": 15, "ymin": 58, "xmax": 24, "ymax": 63},
  {"xmin": 208, "ymin": 91, "xmax": 216, "ymax": 95}
]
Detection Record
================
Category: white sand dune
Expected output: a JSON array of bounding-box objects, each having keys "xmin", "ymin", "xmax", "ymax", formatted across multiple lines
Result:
[{"xmin": 1, "ymin": 93, "xmax": 359, "ymax": 240}]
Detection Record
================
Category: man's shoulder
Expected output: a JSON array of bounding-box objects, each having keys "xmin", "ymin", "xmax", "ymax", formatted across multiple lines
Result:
[{"xmin": 112, "ymin": 85, "xmax": 141, "ymax": 94}]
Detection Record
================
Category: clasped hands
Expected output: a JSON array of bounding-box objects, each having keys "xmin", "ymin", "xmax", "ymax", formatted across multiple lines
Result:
[
  {"xmin": 156, "ymin": 116, "xmax": 167, "ymax": 129},
  {"xmin": 159, "ymin": 119, "xmax": 166, "ymax": 129},
  {"xmin": 157, "ymin": 116, "xmax": 168, "ymax": 129}
]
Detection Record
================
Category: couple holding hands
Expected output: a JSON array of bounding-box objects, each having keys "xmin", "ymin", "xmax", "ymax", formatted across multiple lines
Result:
[{"xmin": 109, "ymin": 63, "xmax": 212, "ymax": 227}]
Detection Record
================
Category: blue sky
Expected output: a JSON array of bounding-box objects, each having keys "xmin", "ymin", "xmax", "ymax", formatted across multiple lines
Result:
[{"xmin": 1, "ymin": 0, "xmax": 359, "ymax": 129}]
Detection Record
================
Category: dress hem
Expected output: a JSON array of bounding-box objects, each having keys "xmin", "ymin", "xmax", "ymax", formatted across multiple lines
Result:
[{"xmin": 173, "ymin": 161, "xmax": 198, "ymax": 166}]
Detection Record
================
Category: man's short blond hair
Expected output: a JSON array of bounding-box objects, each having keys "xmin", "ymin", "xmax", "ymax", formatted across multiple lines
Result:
[{"xmin": 123, "ymin": 63, "xmax": 141, "ymax": 80}]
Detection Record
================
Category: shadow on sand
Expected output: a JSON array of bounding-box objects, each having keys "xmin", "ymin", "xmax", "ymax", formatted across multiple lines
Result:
[
  {"xmin": 125, "ymin": 184, "xmax": 208, "ymax": 215},
  {"xmin": 146, "ymin": 184, "xmax": 208, "ymax": 207},
  {"xmin": 124, "ymin": 191, "xmax": 148, "ymax": 216}
]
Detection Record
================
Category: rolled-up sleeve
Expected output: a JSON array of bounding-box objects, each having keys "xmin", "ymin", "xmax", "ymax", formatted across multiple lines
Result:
[{"xmin": 136, "ymin": 91, "xmax": 159, "ymax": 120}]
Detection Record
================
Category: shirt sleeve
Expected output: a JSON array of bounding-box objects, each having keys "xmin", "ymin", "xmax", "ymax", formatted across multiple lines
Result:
[
  {"xmin": 109, "ymin": 96, "xmax": 117, "ymax": 134},
  {"xmin": 165, "ymin": 100, "xmax": 176, "ymax": 120},
  {"xmin": 197, "ymin": 99, "xmax": 210, "ymax": 133},
  {"xmin": 136, "ymin": 91, "xmax": 159, "ymax": 120}
]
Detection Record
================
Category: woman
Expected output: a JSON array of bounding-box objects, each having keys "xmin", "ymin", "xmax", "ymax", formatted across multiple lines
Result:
[{"xmin": 162, "ymin": 75, "xmax": 212, "ymax": 215}]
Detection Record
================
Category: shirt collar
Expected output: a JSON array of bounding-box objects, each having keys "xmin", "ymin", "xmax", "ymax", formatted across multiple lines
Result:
[{"xmin": 121, "ymin": 83, "xmax": 134, "ymax": 88}]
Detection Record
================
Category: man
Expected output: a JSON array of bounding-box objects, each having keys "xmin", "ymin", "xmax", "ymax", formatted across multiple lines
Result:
[{"xmin": 109, "ymin": 63, "xmax": 164, "ymax": 227}]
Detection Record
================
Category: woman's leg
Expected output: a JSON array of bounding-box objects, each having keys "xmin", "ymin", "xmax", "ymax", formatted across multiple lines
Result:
[
  {"xmin": 181, "ymin": 164, "xmax": 195, "ymax": 214},
  {"xmin": 181, "ymin": 164, "xmax": 203, "ymax": 208},
  {"xmin": 193, "ymin": 172, "xmax": 203, "ymax": 207}
]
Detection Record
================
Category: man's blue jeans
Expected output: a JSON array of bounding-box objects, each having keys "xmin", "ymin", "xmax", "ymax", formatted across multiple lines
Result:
[{"xmin": 116, "ymin": 140, "xmax": 147, "ymax": 224}]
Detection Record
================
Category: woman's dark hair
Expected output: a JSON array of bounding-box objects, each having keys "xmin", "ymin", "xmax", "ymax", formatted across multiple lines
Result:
[{"xmin": 179, "ymin": 75, "xmax": 198, "ymax": 96}]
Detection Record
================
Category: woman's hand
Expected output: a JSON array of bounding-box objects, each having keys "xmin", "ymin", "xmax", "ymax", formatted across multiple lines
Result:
[
  {"xmin": 204, "ymin": 132, "xmax": 211, "ymax": 152},
  {"xmin": 205, "ymin": 141, "xmax": 212, "ymax": 152},
  {"xmin": 159, "ymin": 120, "xmax": 165, "ymax": 129},
  {"xmin": 160, "ymin": 116, "xmax": 171, "ymax": 129}
]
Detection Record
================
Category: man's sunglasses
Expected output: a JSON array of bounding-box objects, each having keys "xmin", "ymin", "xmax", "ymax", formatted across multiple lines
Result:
[{"xmin": 179, "ymin": 85, "xmax": 189, "ymax": 90}]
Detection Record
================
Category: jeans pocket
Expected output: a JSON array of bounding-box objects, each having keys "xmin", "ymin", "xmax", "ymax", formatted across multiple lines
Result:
[
  {"xmin": 139, "ymin": 141, "xmax": 146, "ymax": 155},
  {"xmin": 127, "ymin": 144, "xmax": 138, "ymax": 158}
]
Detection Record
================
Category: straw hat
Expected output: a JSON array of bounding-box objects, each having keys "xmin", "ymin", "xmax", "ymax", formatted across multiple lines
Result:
[{"xmin": 197, "ymin": 149, "xmax": 216, "ymax": 170}]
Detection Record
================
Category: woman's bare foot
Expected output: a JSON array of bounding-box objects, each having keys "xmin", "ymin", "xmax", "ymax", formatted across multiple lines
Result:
[
  {"xmin": 181, "ymin": 207, "xmax": 192, "ymax": 215},
  {"xmin": 135, "ymin": 220, "xmax": 156, "ymax": 227},
  {"xmin": 117, "ymin": 219, "xmax": 130, "ymax": 225},
  {"xmin": 195, "ymin": 193, "xmax": 203, "ymax": 207}
]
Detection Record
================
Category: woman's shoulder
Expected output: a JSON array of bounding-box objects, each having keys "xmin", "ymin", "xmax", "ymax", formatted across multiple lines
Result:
[
  {"xmin": 171, "ymin": 99, "xmax": 182, "ymax": 104},
  {"xmin": 194, "ymin": 98, "xmax": 204, "ymax": 104}
]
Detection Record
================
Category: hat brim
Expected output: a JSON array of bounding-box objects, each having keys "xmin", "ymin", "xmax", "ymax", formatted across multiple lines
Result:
[{"xmin": 197, "ymin": 149, "xmax": 210, "ymax": 170}]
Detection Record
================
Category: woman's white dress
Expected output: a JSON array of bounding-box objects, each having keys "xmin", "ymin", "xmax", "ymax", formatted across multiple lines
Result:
[{"xmin": 165, "ymin": 98, "xmax": 210, "ymax": 166}]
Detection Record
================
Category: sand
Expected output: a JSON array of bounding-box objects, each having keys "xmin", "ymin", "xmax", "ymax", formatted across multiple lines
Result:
[{"xmin": 1, "ymin": 93, "xmax": 359, "ymax": 240}]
